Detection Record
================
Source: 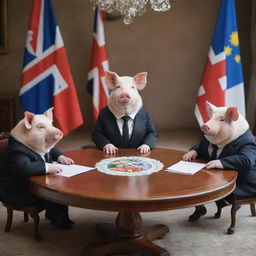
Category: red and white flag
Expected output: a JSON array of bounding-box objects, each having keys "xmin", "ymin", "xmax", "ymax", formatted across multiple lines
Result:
[
  {"xmin": 195, "ymin": 0, "xmax": 245, "ymax": 126},
  {"xmin": 87, "ymin": 8, "xmax": 109, "ymax": 123},
  {"xmin": 19, "ymin": 0, "xmax": 83, "ymax": 135}
]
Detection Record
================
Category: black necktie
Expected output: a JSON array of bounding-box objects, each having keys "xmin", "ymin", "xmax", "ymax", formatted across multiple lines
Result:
[
  {"xmin": 44, "ymin": 153, "xmax": 50, "ymax": 162},
  {"xmin": 211, "ymin": 144, "xmax": 218, "ymax": 159},
  {"xmin": 122, "ymin": 115, "xmax": 130, "ymax": 147}
]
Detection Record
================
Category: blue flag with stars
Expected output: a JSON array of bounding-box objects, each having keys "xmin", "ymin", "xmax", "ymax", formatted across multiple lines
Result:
[{"xmin": 195, "ymin": 0, "xmax": 245, "ymax": 125}]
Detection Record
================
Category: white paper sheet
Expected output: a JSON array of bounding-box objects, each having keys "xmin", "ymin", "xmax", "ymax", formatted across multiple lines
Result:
[
  {"xmin": 53, "ymin": 163, "xmax": 95, "ymax": 177},
  {"xmin": 166, "ymin": 160, "xmax": 206, "ymax": 175}
]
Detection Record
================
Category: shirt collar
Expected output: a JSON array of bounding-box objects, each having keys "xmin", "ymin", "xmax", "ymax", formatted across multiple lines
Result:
[
  {"xmin": 210, "ymin": 143, "xmax": 223, "ymax": 150},
  {"xmin": 114, "ymin": 111, "xmax": 138, "ymax": 120}
]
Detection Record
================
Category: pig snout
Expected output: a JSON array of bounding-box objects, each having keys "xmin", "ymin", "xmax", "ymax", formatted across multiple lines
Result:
[
  {"xmin": 201, "ymin": 124, "xmax": 217, "ymax": 136},
  {"xmin": 46, "ymin": 129, "xmax": 63, "ymax": 144},
  {"xmin": 54, "ymin": 130, "xmax": 63, "ymax": 141},
  {"xmin": 118, "ymin": 93, "xmax": 131, "ymax": 104},
  {"xmin": 201, "ymin": 124, "xmax": 210, "ymax": 133}
]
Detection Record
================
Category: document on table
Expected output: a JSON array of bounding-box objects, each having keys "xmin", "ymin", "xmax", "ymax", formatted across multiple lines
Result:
[
  {"xmin": 52, "ymin": 162, "xmax": 95, "ymax": 177},
  {"xmin": 166, "ymin": 160, "xmax": 206, "ymax": 175}
]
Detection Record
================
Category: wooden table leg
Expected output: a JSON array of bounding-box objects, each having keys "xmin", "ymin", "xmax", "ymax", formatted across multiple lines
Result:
[{"xmin": 83, "ymin": 211, "xmax": 170, "ymax": 256}]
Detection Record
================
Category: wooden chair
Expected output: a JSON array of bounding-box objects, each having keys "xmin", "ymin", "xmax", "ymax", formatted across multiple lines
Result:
[
  {"xmin": 215, "ymin": 136, "xmax": 256, "ymax": 234},
  {"xmin": 0, "ymin": 138, "xmax": 43, "ymax": 241},
  {"xmin": 2, "ymin": 201, "xmax": 43, "ymax": 241},
  {"xmin": 215, "ymin": 187, "xmax": 256, "ymax": 235},
  {"xmin": 226, "ymin": 198, "xmax": 256, "ymax": 234}
]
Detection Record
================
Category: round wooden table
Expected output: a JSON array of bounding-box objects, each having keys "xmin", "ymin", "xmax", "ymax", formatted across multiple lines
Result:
[{"xmin": 29, "ymin": 148, "xmax": 237, "ymax": 256}]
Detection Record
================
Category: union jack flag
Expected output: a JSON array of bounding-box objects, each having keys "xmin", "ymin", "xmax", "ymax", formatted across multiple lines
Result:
[
  {"xmin": 195, "ymin": 0, "xmax": 245, "ymax": 126},
  {"xmin": 87, "ymin": 8, "xmax": 109, "ymax": 123},
  {"xmin": 19, "ymin": 0, "xmax": 83, "ymax": 135}
]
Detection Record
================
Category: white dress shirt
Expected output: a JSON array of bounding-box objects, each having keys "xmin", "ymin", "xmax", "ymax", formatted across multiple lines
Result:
[
  {"xmin": 208, "ymin": 143, "xmax": 223, "ymax": 159},
  {"xmin": 114, "ymin": 111, "xmax": 138, "ymax": 138},
  {"xmin": 39, "ymin": 153, "xmax": 49, "ymax": 173}
]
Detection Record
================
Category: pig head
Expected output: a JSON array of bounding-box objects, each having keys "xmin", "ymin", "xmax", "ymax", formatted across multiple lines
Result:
[
  {"xmin": 105, "ymin": 71, "xmax": 147, "ymax": 117},
  {"xmin": 201, "ymin": 101, "xmax": 249, "ymax": 147},
  {"xmin": 10, "ymin": 108, "xmax": 63, "ymax": 154}
]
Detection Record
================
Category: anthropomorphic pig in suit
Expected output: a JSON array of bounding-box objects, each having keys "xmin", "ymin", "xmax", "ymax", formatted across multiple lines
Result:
[
  {"xmin": 0, "ymin": 108, "xmax": 75, "ymax": 230},
  {"xmin": 182, "ymin": 102, "xmax": 256, "ymax": 222},
  {"xmin": 92, "ymin": 71, "xmax": 157, "ymax": 154}
]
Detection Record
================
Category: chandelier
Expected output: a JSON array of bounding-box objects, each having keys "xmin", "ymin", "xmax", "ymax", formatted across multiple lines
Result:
[{"xmin": 91, "ymin": 0, "xmax": 171, "ymax": 25}]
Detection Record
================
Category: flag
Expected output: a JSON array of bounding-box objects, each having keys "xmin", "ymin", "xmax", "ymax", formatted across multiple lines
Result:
[
  {"xmin": 19, "ymin": 0, "xmax": 83, "ymax": 135},
  {"xmin": 87, "ymin": 8, "xmax": 109, "ymax": 123},
  {"xmin": 195, "ymin": 0, "xmax": 245, "ymax": 126}
]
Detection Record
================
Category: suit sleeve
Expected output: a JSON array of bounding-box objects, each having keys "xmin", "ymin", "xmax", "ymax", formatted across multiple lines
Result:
[
  {"xmin": 50, "ymin": 147, "xmax": 63, "ymax": 161},
  {"xmin": 189, "ymin": 137, "xmax": 211, "ymax": 159},
  {"xmin": 143, "ymin": 111, "xmax": 158, "ymax": 148},
  {"xmin": 190, "ymin": 144, "xmax": 200, "ymax": 153},
  {"xmin": 190, "ymin": 143, "xmax": 205, "ymax": 156},
  {"xmin": 91, "ymin": 111, "xmax": 112, "ymax": 149},
  {"xmin": 6, "ymin": 150, "xmax": 46, "ymax": 181},
  {"xmin": 220, "ymin": 142, "xmax": 256, "ymax": 172}
]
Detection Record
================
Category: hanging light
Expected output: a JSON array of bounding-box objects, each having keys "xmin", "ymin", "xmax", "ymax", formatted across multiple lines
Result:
[{"xmin": 91, "ymin": 0, "xmax": 171, "ymax": 25}]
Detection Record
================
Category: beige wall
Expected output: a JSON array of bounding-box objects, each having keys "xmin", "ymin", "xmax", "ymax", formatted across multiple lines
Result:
[{"xmin": 0, "ymin": 0, "xmax": 252, "ymax": 133}]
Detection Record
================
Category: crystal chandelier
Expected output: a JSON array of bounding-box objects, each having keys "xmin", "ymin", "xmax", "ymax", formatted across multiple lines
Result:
[{"xmin": 91, "ymin": 0, "xmax": 171, "ymax": 25}]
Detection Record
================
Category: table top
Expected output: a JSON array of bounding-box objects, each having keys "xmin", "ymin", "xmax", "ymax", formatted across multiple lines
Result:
[{"xmin": 29, "ymin": 148, "xmax": 237, "ymax": 212}]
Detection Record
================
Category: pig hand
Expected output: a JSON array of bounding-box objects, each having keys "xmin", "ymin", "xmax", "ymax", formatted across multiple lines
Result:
[
  {"xmin": 103, "ymin": 144, "xmax": 118, "ymax": 154},
  {"xmin": 47, "ymin": 164, "xmax": 63, "ymax": 174},
  {"xmin": 57, "ymin": 155, "xmax": 74, "ymax": 165},
  {"xmin": 182, "ymin": 150, "xmax": 198, "ymax": 161},
  {"xmin": 137, "ymin": 144, "xmax": 151, "ymax": 154},
  {"xmin": 205, "ymin": 160, "xmax": 223, "ymax": 169}
]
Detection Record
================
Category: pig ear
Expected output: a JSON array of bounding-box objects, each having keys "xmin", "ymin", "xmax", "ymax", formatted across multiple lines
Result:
[
  {"xmin": 226, "ymin": 107, "xmax": 239, "ymax": 121},
  {"xmin": 43, "ymin": 107, "xmax": 54, "ymax": 121},
  {"xmin": 134, "ymin": 72, "xmax": 147, "ymax": 90},
  {"xmin": 105, "ymin": 71, "xmax": 119, "ymax": 89},
  {"xmin": 205, "ymin": 101, "xmax": 217, "ymax": 117},
  {"xmin": 24, "ymin": 112, "xmax": 34, "ymax": 129}
]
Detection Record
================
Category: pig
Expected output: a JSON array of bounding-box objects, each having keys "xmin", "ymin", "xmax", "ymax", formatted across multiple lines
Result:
[
  {"xmin": 0, "ymin": 108, "xmax": 75, "ymax": 230},
  {"xmin": 92, "ymin": 71, "xmax": 157, "ymax": 154},
  {"xmin": 183, "ymin": 101, "xmax": 256, "ymax": 222}
]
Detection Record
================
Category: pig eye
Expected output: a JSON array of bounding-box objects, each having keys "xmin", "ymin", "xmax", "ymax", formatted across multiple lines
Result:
[
  {"xmin": 37, "ymin": 124, "xmax": 46, "ymax": 130},
  {"xmin": 131, "ymin": 86, "xmax": 135, "ymax": 89},
  {"xmin": 220, "ymin": 118, "xmax": 225, "ymax": 122}
]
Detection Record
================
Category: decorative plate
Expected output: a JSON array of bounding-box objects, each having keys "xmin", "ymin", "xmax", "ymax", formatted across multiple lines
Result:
[{"xmin": 95, "ymin": 156, "xmax": 164, "ymax": 176}]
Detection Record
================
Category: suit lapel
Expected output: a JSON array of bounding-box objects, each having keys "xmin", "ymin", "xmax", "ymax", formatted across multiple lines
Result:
[
  {"xmin": 218, "ymin": 130, "xmax": 250, "ymax": 158},
  {"xmin": 11, "ymin": 136, "xmax": 45, "ymax": 162},
  {"xmin": 26, "ymin": 147, "xmax": 45, "ymax": 162},
  {"xmin": 107, "ymin": 108, "xmax": 123, "ymax": 146},
  {"xmin": 202, "ymin": 139, "xmax": 211, "ymax": 159},
  {"xmin": 129, "ymin": 109, "xmax": 143, "ymax": 146}
]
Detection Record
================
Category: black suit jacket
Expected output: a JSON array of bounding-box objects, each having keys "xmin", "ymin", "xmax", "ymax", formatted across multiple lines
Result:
[
  {"xmin": 191, "ymin": 129, "xmax": 256, "ymax": 197},
  {"xmin": 92, "ymin": 107, "xmax": 157, "ymax": 149},
  {"xmin": 0, "ymin": 136, "xmax": 62, "ymax": 196}
]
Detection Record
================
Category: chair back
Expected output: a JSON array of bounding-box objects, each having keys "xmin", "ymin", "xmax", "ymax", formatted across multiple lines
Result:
[
  {"xmin": 0, "ymin": 138, "xmax": 8, "ymax": 200},
  {"xmin": 0, "ymin": 138, "xmax": 8, "ymax": 152}
]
